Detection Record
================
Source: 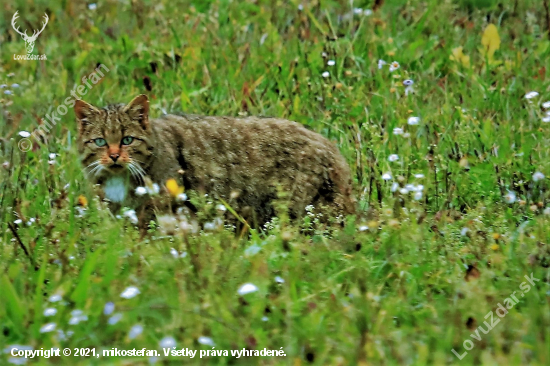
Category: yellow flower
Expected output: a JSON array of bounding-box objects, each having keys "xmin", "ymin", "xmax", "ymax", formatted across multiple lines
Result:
[
  {"xmin": 77, "ymin": 195, "xmax": 88, "ymax": 207},
  {"xmin": 450, "ymin": 47, "xmax": 471, "ymax": 68},
  {"xmin": 166, "ymin": 179, "xmax": 184, "ymax": 197},
  {"xmin": 480, "ymin": 24, "xmax": 500, "ymax": 62},
  {"xmin": 490, "ymin": 244, "xmax": 499, "ymax": 251}
]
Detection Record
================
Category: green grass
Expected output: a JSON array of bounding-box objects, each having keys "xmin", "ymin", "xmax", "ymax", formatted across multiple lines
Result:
[{"xmin": 1, "ymin": 0, "xmax": 549, "ymax": 364}]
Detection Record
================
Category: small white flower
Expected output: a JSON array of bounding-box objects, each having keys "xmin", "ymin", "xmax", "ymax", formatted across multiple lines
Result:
[
  {"xmin": 261, "ymin": 316, "xmax": 269, "ymax": 321},
  {"xmin": 69, "ymin": 310, "xmax": 88, "ymax": 325},
  {"xmin": 48, "ymin": 294, "xmax": 62, "ymax": 302},
  {"xmin": 389, "ymin": 61, "xmax": 400, "ymax": 72},
  {"xmin": 147, "ymin": 183, "xmax": 160, "ymax": 195},
  {"xmin": 544, "ymin": 207, "xmax": 550, "ymax": 215},
  {"xmin": 216, "ymin": 204, "xmax": 226, "ymax": 212},
  {"xmin": 358, "ymin": 225, "xmax": 368, "ymax": 232},
  {"xmin": 39, "ymin": 323, "xmax": 56, "ymax": 333},
  {"xmin": 43, "ymin": 308, "xmax": 57, "ymax": 317},
  {"xmin": 18, "ymin": 131, "xmax": 31, "ymax": 138},
  {"xmin": 414, "ymin": 184, "xmax": 424, "ymax": 192},
  {"xmin": 298, "ymin": 4, "xmax": 304, "ymax": 11},
  {"xmin": 413, "ymin": 191, "xmax": 423, "ymax": 200},
  {"xmin": 11, "ymin": 83, "xmax": 20, "ymax": 88},
  {"xmin": 533, "ymin": 171, "xmax": 545, "ymax": 182},
  {"xmin": 203, "ymin": 221, "xmax": 216, "ymax": 231},
  {"xmin": 382, "ymin": 172, "xmax": 392, "ymax": 181},
  {"xmin": 327, "ymin": 60, "xmax": 335, "ymax": 66},
  {"xmin": 14, "ymin": 219, "xmax": 22, "ymax": 225},
  {"xmin": 7, "ymin": 73, "xmax": 15, "ymax": 77},
  {"xmin": 159, "ymin": 336, "xmax": 176, "ymax": 348},
  {"xmin": 405, "ymin": 86, "xmax": 414, "ymax": 96},
  {"xmin": 414, "ymin": 173, "xmax": 425, "ymax": 179},
  {"xmin": 4, "ymin": 90, "xmax": 13, "ymax": 95},
  {"xmin": 198, "ymin": 336, "xmax": 215, "ymax": 346},
  {"xmin": 108, "ymin": 313, "xmax": 123, "ymax": 325},
  {"xmin": 169, "ymin": 248, "xmax": 186, "ymax": 259},
  {"xmin": 176, "ymin": 193, "xmax": 187, "ymax": 202},
  {"xmin": 123, "ymin": 210, "xmax": 138, "ymax": 225},
  {"xmin": 88, "ymin": 3, "xmax": 97, "ymax": 10},
  {"xmin": 399, "ymin": 188, "xmax": 409, "ymax": 195},
  {"xmin": 391, "ymin": 182, "xmax": 399, "ymax": 192},
  {"xmin": 393, "ymin": 127, "xmax": 403, "ymax": 135},
  {"xmin": 388, "ymin": 154, "xmax": 399, "ymax": 162},
  {"xmin": 0, "ymin": 84, "xmax": 7, "ymax": 88},
  {"xmin": 378, "ymin": 59, "xmax": 386, "ymax": 69},
  {"xmin": 353, "ymin": 8, "xmax": 363, "ymax": 15},
  {"xmin": 363, "ymin": 9, "xmax": 373, "ymax": 16},
  {"xmin": 407, "ymin": 116, "xmax": 420, "ymax": 125},
  {"xmin": 403, "ymin": 79, "xmax": 414, "ymax": 86},
  {"xmin": 103, "ymin": 302, "xmax": 115, "ymax": 315},
  {"xmin": 238, "ymin": 283, "xmax": 258, "ymax": 295},
  {"xmin": 542, "ymin": 101, "xmax": 550, "ymax": 109},
  {"xmin": 504, "ymin": 191, "xmax": 516, "ymax": 204},
  {"xmin": 135, "ymin": 186, "xmax": 147, "ymax": 196},
  {"xmin": 48, "ymin": 153, "xmax": 56, "ymax": 160},
  {"xmin": 322, "ymin": 71, "xmax": 330, "ymax": 78},
  {"xmin": 542, "ymin": 116, "xmax": 550, "ymax": 123},
  {"xmin": 460, "ymin": 227, "xmax": 470, "ymax": 236},
  {"xmin": 128, "ymin": 324, "xmax": 143, "ymax": 339},
  {"xmin": 524, "ymin": 91, "xmax": 539, "ymax": 99},
  {"xmin": 274, "ymin": 276, "xmax": 285, "ymax": 283},
  {"xmin": 120, "ymin": 286, "xmax": 140, "ymax": 299}
]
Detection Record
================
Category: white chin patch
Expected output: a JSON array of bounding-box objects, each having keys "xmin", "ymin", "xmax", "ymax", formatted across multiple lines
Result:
[{"xmin": 104, "ymin": 176, "xmax": 127, "ymax": 203}]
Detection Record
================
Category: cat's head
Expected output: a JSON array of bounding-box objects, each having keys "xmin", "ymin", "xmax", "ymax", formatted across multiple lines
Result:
[{"xmin": 74, "ymin": 94, "xmax": 153, "ymax": 183}]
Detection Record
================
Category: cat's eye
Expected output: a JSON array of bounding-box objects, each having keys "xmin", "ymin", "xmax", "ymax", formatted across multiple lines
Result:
[
  {"xmin": 121, "ymin": 136, "xmax": 134, "ymax": 145},
  {"xmin": 94, "ymin": 138, "xmax": 107, "ymax": 147}
]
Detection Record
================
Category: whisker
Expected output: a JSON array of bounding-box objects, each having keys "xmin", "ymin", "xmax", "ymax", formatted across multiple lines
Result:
[
  {"xmin": 135, "ymin": 165, "xmax": 145, "ymax": 185},
  {"xmin": 82, "ymin": 160, "xmax": 100, "ymax": 173},
  {"xmin": 88, "ymin": 164, "xmax": 103, "ymax": 178},
  {"xmin": 128, "ymin": 162, "xmax": 144, "ymax": 185},
  {"xmin": 128, "ymin": 164, "xmax": 139, "ymax": 184},
  {"xmin": 133, "ymin": 165, "xmax": 146, "ymax": 178},
  {"xmin": 129, "ymin": 160, "xmax": 147, "ymax": 181}
]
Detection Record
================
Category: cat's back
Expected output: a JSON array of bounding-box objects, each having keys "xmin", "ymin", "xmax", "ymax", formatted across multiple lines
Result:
[{"xmin": 155, "ymin": 113, "xmax": 338, "ymax": 154}]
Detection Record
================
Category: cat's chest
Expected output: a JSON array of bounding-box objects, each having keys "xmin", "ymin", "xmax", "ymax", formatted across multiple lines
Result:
[{"xmin": 103, "ymin": 176, "xmax": 128, "ymax": 203}]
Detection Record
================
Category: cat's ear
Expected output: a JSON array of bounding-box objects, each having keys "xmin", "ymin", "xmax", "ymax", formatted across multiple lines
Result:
[
  {"xmin": 123, "ymin": 94, "xmax": 149, "ymax": 130},
  {"xmin": 74, "ymin": 99, "xmax": 100, "ymax": 133}
]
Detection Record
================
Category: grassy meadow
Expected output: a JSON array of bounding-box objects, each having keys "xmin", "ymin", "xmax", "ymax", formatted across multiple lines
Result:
[{"xmin": 1, "ymin": 0, "xmax": 550, "ymax": 364}]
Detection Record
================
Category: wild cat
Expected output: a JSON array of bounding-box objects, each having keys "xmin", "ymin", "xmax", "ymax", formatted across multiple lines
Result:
[{"xmin": 74, "ymin": 94, "xmax": 356, "ymax": 228}]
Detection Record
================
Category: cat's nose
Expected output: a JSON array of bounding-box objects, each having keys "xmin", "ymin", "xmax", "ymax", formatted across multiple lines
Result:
[{"xmin": 110, "ymin": 153, "xmax": 120, "ymax": 162}]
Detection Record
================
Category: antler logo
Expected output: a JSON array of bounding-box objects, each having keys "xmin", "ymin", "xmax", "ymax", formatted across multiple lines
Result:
[{"xmin": 11, "ymin": 11, "xmax": 49, "ymax": 54}]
